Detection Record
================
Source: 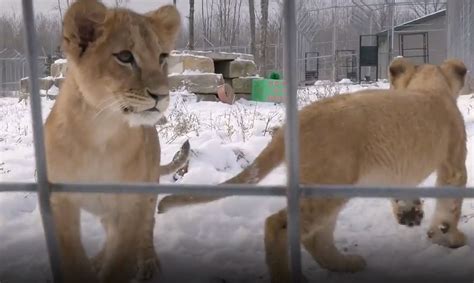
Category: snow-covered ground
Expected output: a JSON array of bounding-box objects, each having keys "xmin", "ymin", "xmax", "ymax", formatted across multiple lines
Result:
[{"xmin": 0, "ymin": 82, "xmax": 473, "ymax": 283}]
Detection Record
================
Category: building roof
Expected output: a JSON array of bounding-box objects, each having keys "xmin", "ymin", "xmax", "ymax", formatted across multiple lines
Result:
[{"xmin": 377, "ymin": 9, "xmax": 446, "ymax": 36}]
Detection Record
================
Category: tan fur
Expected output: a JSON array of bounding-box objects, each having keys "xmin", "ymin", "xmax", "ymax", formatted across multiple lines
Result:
[
  {"xmin": 158, "ymin": 58, "xmax": 468, "ymax": 282},
  {"xmin": 45, "ymin": 1, "xmax": 181, "ymax": 282}
]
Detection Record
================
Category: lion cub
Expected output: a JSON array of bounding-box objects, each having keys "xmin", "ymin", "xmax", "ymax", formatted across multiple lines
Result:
[
  {"xmin": 44, "ymin": 1, "xmax": 181, "ymax": 282},
  {"xmin": 158, "ymin": 58, "xmax": 468, "ymax": 282}
]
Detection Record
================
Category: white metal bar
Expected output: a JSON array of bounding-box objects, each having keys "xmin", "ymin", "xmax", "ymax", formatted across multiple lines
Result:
[
  {"xmin": 1, "ymin": 183, "xmax": 474, "ymax": 199},
  {"xmin": 283, "ymin": 0, "xmax": 303, "ymax": 281},
  {"xmin": 21, "ymin": 1, "xmax": 63, "ymax": 282}
]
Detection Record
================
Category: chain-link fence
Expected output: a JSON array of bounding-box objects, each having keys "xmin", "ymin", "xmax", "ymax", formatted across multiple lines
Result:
[
  {"xmin": 448, "ymin": 0, "xmax": 473, "ymax": 88},
  {"xmin": 0, "ymin": 48, "xmax": 49, "ymax": 97}
]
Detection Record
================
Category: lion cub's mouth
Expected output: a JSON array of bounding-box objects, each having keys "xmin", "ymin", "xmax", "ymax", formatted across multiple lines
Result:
[
  {"xmin": 145, "ymin": 107, "xmax": 160, "ymax": 112},
  {"xmin": 122, "ymin": 106, "xmax": 159, "ymax": 113}
]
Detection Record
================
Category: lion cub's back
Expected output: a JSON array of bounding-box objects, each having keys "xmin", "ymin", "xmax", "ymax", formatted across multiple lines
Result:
[{"xmin": 297, "ymin": 90, "xmax": 461, "ymax": 185}]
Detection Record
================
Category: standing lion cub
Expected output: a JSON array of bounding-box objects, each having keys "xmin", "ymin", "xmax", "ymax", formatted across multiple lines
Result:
[
  {"xmin": 44, "ymin": 1, "xmax": 181, "ymax": 282},
  {"xmin": 158, "ymin": 58, "xmax": 469, "ymax": 282}
]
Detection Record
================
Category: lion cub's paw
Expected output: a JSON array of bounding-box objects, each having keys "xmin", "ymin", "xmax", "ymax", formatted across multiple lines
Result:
[
  {"xmin": 136, "ymin": 254, "xmax": 161, "ymax": 281},
  {"xmin": 427, "ymin": 223, "xmax": 467, "ymax": 249},
  {"xmin": 393, "ymin": 199, "xmax": 424, "ymax": 227},
  {"xmin": 324, "ymin": 255, "xmax": 367, "ymax": 273}
]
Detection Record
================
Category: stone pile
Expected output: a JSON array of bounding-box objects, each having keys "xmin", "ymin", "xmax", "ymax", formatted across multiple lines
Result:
[
  {"xmin": 19, "ymin": 59, "xmax": 66, "ymax": 99},
  {"xmin": 19, "ymin": 51, "xmax": 260, "ymax": 102},
  {"xmin": 168, "ymin": 50, "xmax": 259, "ymax": 101}
]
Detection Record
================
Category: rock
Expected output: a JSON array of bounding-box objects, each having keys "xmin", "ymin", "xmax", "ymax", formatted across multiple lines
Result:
[
  {"xmin": 51, "ymin": 61, "xmax": 67, "ymax": 77},
  {"xmin": 39, "ymin": 77, "xmax": 54, "ymax": 91},
  {"xmin": 171, "ymin": 50, "xmax": 254, "ymax": 62},
  {"xmin": 168, "ymin": 73, "xmax": 224, "ymax": 94},
  {"xmin": 168, "ymin": 54, "xmax": 215, "ymax": 74},
  {"xmin": 230, "ymin": 77, "xmax": 257, "ymax": 94},
  {"xmin": 215, "ymin": 59, "xmax": 258, "ymax": 78}
]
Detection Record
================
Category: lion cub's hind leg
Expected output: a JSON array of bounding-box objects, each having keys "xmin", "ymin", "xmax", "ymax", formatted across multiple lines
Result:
[
  {"xmin": 264, "ymin": 198, "xmax": 364, "ymax": 283},
  {"xmin": 391, "ymin": 198, "xmax": 424, "ymax": 227},
  {"xmin": 428, "ymin": 160, "xmax": 467, "ymax": 249}
]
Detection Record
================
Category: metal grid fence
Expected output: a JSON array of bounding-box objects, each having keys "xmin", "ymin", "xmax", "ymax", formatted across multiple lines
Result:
[
  {"xmin": 1, "ymin": 1, "xmax": 474, "ymax": 282},
  {"xmin": 448, "ymin": 0, "xmax": 474, "ymax": 77}
]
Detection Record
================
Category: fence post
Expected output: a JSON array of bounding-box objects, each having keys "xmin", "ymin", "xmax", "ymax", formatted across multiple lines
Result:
[
  {"xmin": 21, "ymin": 1, "xmax": 63, "ymax": 282},
  {"xmin": 283, "ymin": 0, "xmax": 302, "ymax": 282}
]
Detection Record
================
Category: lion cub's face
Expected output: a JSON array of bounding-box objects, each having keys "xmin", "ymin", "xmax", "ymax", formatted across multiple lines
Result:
[{"xmin": 62, "ymin": 0, "xmax": 181, "ymax": 127}]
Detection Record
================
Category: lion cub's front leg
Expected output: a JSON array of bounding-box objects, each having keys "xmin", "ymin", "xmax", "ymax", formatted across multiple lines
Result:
[
  {"xmin": 93, "ymin": 196, "xmax": 160, "ymax": 281},
  {"xmin": 52, "ymin": 196, "xmax": 99, "ymax": 283},
  {"xmin": 136, "ymin": 196, "xmax": 161, "ymax": 280}
]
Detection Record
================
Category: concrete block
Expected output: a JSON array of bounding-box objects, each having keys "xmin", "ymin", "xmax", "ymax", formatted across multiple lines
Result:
[
  {"xmin": 168, "ymin": 54, "xmax": 214, "ymax": 74},
  {"xmin": 54, "ymin": 77, "xmax": 66, "ymax": 88},
  {"xmin": 51, "ymin": 61, "xmax": 67, "ymax": 77},
  {"xmin": 20, "ymin": 77, "xmax": 54, "ymax": 93},
  {"xmin": 168, "ymin": 73, "xmax": 224, "ymax": 94},
  {"xmin": 231, "ymin": 77, "xmax": 257, "ymax": 94},
  {"xmin": 215, "ymin": 59, "xmax": 257, "ymax": 78},
  {"xmin": 172, "ymin": 50, "xmax": 254, "ymax": 62}
]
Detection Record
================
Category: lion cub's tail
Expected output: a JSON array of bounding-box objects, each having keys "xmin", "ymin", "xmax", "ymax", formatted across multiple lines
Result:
[
  {"xmin": 157, "ymin": 134, "xmax": 284, "ymax": 213},
  {"xmin": 159, "ymin": 140, "xmax": 191, "ymax": 176}
]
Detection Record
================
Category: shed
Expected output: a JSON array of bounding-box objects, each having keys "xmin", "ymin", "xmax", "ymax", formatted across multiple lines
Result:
[{"xmin": 377, "ymin": 9, "xmax": 446, "ymax": 79}]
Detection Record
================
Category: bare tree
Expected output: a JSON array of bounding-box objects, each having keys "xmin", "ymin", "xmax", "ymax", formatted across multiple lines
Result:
[
  {"xmin": 114, "ymin": 0, "xmax": 129, "ymax": 7},
  {"xmin": 408, "ymin": 0, "xmax": 446, "ymax": 18},
  {"xmin": 57, "ymin": 0, "xmax": 63, "ymax": 22},
  {"xmin": 248, "ymin": 0, "xmax": 256, "ymax": 59},
  {"xmin": 188, "ymin": 0, "xmax": 195, "ymax": 50},
  {"xmin": 200, "ymin": 0, "xmax": 215, "ymax": 47}
]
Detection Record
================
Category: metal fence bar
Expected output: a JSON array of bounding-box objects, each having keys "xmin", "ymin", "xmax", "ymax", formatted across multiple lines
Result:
[
  {"xmin": 2, "ymin": 183, "xmax": 474, "ymax": 198},
  {"xmin": 283, "ymin": 0, "xmax": 303, "ymax": 281},
  {"xmin": 21, "ymin": 1, "xmax": 63, "ymax": 282}
]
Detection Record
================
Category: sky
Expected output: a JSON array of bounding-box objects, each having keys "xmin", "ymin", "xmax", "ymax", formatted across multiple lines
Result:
[{"xmin": 0, "ymin": 0, "xmax": 189, "ymax": 17}]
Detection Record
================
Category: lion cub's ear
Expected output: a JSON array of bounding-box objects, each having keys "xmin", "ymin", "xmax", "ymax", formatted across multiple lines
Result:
[
  {"xmin": 147, "ymin": 5, "xmax": 181, "ymax": 52},
  {"xmin": 441, "ymin": 59, "xmax": 468, "ymax": 96},
  {"xmin": 388, "ymin": 57, "xmax": 416, "ymax": 89},
  {"xmin": 62, "ymin": 0, "xmax": 107, "ymax": 59}
]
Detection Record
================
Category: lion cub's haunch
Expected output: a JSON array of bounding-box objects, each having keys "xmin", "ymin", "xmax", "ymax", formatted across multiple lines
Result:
[
  {"xmin": 159, "ymin": 58, "xmax": 468, "ymax": 282},
  {"xmin": 44, "ymin": 1, "xmax": 181, "ymax": 283}
]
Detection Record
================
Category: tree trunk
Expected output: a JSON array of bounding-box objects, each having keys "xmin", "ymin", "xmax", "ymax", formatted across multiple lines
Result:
[
  {"xmin": 173, "ymin": 0, "xmax": 177, "ymax": 5},
  {"xmin": 57, "ymin": 0, "xmax": 63, "ymax": 22},
  {"xmin": 259, "ymin": 0, "xmax": 269, "ymax": 76},
  {"xmin": 248, "ymin": 0, "xmax": 256, "ymax": 59},
  {"xmin": 188, "ymin": 0, "xmax": 195, "ymax": 50}
]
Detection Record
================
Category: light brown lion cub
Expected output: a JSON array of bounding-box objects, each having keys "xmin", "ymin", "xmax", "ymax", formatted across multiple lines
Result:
[
  {"xmin": 44, "ymin": 1, "xmax": 181, "ymax": 282},
  {"xmin": 158, "ymin": 58, "xmax": 468, "ymax": 282}
]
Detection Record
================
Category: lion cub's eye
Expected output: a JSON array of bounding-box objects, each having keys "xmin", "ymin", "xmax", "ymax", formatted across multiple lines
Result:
[
  {"xmin": 114, "ymin": 50, "xmax": 135, "ymax": 64},
  {"xmin": 159, "ymin": 53, "xmax": 169, "ymax": 65}
]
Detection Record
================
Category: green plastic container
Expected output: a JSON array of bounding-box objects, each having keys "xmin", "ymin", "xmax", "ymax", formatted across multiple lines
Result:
[{"xmin": 251, "ymin": 72, "xmax": 286, "ymax": 102}]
